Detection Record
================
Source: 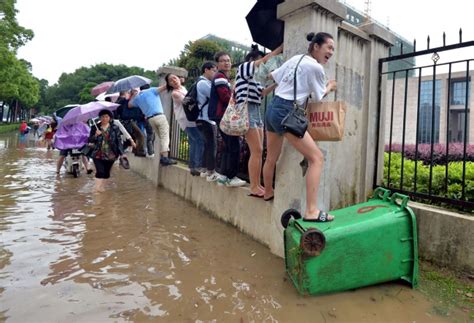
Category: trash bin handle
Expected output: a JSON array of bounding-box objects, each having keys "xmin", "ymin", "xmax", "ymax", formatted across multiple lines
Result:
[
  {"xmin": 390, "ymin": 192, "xmax": 409, "ymax": 208},
  {"xmin": 373, "ymin": 187, "xmax": 391, "ymax": 201}
]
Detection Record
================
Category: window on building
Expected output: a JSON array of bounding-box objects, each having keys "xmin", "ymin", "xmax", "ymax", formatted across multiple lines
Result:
[
  {"xmin": 450, "ymin": 79, "xmax": 471, "ymax": 105},
  {"xmin": 418, "ymin": 80, "xmax": 441, "ymax": 144}
]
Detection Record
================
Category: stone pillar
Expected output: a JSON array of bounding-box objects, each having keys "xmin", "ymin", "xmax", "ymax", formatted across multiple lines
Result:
[{"xmin": 267, "ymin": 0, "xmax": 396, "ymax": 257}]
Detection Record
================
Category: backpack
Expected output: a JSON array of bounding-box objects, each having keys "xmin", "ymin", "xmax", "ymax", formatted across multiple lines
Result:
[{"xmin": 182, "ymin": 77, "xmax": 208, "ymax": 121}]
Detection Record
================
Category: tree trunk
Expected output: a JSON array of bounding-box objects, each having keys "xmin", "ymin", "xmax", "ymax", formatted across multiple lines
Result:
[{"xmin": 0, "ymin": 101, "xmax": 4, "ymax": 123}]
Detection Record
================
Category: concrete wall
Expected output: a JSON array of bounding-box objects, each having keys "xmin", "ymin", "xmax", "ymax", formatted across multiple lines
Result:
[
  {"xmin": 127, "ymin": 152, "xmax": 474, "ymax": 274},
  {"xmin": 126, "ymin": 0, "xmax": 473, "ymax": 275}
]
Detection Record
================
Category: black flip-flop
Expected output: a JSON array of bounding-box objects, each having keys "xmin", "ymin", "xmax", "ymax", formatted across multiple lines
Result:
[
  {"xmin": 248, "ymin": 193, "xmax": 264, "ymax": 199},
  {"xmin": 263, "ymin": 196, "xmax": 274, "ymax": 201},
  {"xmin": 303, "ymin": 210, "xmax": 333, "ymax": 222}
]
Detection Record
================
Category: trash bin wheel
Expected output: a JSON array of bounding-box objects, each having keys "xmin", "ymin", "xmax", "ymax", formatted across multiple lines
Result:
[
  {"xmin": 300, "ymin": 228, "xmax": 326, "ymax": 257},
  {"xmin": 281, "ymin": 208, "xmax": 302, "ymax": 228}
]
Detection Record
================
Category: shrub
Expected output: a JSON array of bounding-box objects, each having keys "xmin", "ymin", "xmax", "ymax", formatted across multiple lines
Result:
[{"xmin": 385, "ymin": 143, "xmax": 474, "ymax": 164}]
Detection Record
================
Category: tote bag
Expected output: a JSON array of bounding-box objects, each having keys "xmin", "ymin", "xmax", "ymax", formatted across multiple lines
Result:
[
  {"xmin": 219, "ymin": 100, "xmax": 249, "ymax": 136},
  {"xmin": 306, "ymin": 101, "xmax": 347, "ymax": 141}
]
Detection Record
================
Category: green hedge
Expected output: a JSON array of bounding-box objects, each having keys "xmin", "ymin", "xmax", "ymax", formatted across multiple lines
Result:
[
  {"xmin": 383, "ymin": 152, "xmax": 474, "ymax": 203},
  {"xmin": 0, "ymin": 123, "xmax": 20, "ymax": 134}
]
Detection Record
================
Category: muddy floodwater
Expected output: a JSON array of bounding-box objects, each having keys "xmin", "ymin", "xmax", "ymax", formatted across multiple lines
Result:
[{"xmin": 0, "ymin": 132, "xmax": 468, "ymax": 322}]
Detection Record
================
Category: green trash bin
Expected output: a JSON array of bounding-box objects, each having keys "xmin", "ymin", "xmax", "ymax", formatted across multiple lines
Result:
[{"xmin": 282, "ymin": 187, "xmax": 418, "ymax": 295}]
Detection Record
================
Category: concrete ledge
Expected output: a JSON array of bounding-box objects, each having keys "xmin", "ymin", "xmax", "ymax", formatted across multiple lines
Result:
[
  {"xmin": 127, "ymin": 153, "xmax": 473, "ymax": 274},
  {"xmin": 127, "ymin": 153, "xmax": 276, "ymax": 248},
  {"xmin": 411, "ymin": 202, "xmax": 474, "ymax": 274},
  {"xmin": 278, "ymin": 0, "xmax": 347, "ymax": 21},
  {"xmin": 359, "ymin": 22, "xmax": 395, "ymax": 46}
]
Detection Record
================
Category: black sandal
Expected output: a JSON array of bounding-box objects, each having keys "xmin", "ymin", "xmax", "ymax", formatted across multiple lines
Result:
[{"xmin": 303, "ymin": 210, "xmax": 334, "ymax": 222}]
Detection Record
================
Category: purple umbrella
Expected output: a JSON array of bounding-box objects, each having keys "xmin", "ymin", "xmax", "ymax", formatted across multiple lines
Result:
[
  {"xmin": 61, "ymin": 101, "xmax": 119, "ymax": 126},
  {"xmin": 53, "ymin": 122, "xmax": 91, "ymax": 150}
]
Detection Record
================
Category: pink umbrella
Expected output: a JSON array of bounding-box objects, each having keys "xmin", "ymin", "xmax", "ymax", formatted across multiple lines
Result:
[
  {"xmin": 61, "ymin": 101, "xmax": 119, "ymax": 126},
  {"xmin": 91, "ymin": 81, "xmax": 114, "ymax": 97}
]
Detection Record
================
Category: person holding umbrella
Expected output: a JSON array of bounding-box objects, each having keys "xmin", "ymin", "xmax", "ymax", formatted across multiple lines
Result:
[{"xmin": 88, "ymin": 109, "xmax": 125, "ymax": 192}]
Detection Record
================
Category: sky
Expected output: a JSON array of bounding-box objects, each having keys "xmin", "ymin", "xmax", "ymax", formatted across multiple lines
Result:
[{"xmin": 15, "ymin": 0, "xmax": 473, "ymax": 85}]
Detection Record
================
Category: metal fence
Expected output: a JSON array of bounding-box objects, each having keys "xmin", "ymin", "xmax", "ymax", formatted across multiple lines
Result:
[
  {"xmin": 377, "ymin": 30, "xmax": 474, "ymax": 211},
  {"xmin": 169, "ymin": 95, "xmax": 272, "ymax": 182}
]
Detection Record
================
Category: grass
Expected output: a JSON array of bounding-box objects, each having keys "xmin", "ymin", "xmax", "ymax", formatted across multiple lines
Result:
[
  {"xmin": 418, "ymin": 261, "xmax": 474, "ymax": 321},
  {"xmin": 0, "ymin": 123, "xmax": 20, "ymax": 134}
]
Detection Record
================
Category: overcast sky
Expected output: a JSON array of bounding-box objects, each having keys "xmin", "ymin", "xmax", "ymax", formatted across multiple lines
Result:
[{"xmin": 16, "ymin": 0, "xmax": 473, "ymax": 84}]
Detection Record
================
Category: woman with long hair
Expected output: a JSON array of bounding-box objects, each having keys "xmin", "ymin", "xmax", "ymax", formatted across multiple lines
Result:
[
  {"xmin": 263, "ymin": 32, "xmax": 337, "ymax": 222},
  {"xmin": 234, "ymin": 44, "xmax": 282, "ymax": 197},
  {"xmin": 165, "ymin": 73, "xmax": 205, "ymax": 175}
]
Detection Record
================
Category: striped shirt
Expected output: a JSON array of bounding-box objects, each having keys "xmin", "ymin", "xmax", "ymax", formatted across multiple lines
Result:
[{"xmin": 235, "ymin": 62, "xmax": 264, "ymax": 104}]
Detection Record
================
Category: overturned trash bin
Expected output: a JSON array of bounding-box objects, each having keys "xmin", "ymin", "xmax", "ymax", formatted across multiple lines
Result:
[{"xmin": 282, "ymin": 188, "xmax": 418, "ymax": 295}]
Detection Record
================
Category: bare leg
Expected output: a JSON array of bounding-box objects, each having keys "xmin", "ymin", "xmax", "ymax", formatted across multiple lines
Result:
[
  {"xmin": 284, "ymin": 132, "xmax": 333, "ymax": 220},
  {"xmin": 56, "ymin": 156, "xmax": 65, "ymax": 173},
  {"xmin": 262, "ymin": 131, "xmax": 284, "ymax": 200},
  {"xmin": 245, "ymin": 128, "xmax": 264, "ymax": 195},
  {"xmin": 94, "ymin": 178, "xmax": 105, "ymax": 192}
]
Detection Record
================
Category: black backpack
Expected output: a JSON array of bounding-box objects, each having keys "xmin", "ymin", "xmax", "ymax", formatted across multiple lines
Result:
[{"xmin": 182, "ymin": 77, "xmax": 208, "ymax": 122}]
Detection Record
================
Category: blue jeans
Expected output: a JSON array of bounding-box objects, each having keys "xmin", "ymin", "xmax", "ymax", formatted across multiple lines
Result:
[{"xmin": 185, "ymin": 126, "xmax": 204, "ymax": 169}]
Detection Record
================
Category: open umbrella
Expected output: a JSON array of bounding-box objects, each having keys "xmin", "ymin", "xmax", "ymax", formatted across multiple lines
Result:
[
  {"xmin": 106, "ymin": 75, "xmax": 152, "ymax": 94},
  {"xmin": 91, "ymin": 81, "xmax": 114, "ymax": 97},
  {"xmin": 61, "ymin": 101, "xmax": 119, "ymax": 126},
  {"xmin": 246, "ymin": 0, "xmax": 285, "ymax": 50}
]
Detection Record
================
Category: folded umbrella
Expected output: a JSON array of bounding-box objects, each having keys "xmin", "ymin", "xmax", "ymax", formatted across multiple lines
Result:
[
  {"xmin": 106, "ymin": 75, "xmax": 152, "ymax": 94},
  {"xmin": 91, "ymin": 81, "xmax": 115, "ymax": 97},
  {"xmin": 61, "ymin": 101, "xmax": 120, "ymax": 126}
]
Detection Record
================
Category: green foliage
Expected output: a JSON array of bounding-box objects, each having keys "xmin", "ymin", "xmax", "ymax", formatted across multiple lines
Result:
[
  {"xmin": 43, "ymin": 63, "xmax": 157, "ymax": 114},
  {"xmin": 383, "ymin": 152, "xmax": 474, "ymax": 204},
  {"xmin": 0, "ymin": 122, "xmax": 20, "ymax": 133},
  {"xmin": 0, "ymin": 0, "xmax": 34, "ymax": 51}
]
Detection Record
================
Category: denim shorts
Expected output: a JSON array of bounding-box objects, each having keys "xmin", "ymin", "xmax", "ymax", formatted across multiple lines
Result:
[
  {"xmin": 247, "ymin": 102, "xmax": 263, "ymax": 129},
  {"xmin": 265, "ymin": 96, "xmax": 294, "ymax": 135}
]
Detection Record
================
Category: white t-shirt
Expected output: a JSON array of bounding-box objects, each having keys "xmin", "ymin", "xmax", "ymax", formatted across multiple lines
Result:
[{"xmin": 271, "ymin": 54, "xmax": 326, "ymax": 105}]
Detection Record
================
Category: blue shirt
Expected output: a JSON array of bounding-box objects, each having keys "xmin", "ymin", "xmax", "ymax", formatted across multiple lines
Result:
[{"xmin": 130, "ymin": 87, "xmax": 163, "ymax": 118}]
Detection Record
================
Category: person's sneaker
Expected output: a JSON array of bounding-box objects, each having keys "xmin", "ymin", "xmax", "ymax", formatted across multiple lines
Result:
[
  {"xmin": 190, "ymin": 169, "xmax": 201, "ymax": 176},
  {"xmin": 119, "ymin": 156, "xmax": 130, "ymax": 169},
  {"xmin": 225, "ymin": 177, "xmax": 246, "ymax": 187},
  {"xmin": 206, "ymin": 172, "xmax": 221, "ymax": 182},
  {"xmin": 217, "ymin": 176, "xmax": 229, "ymax": 186},
  {"xmin": 147, "ymin": 154, "xmax": 155, "ymax": 158},
  {"xmin": 200, "ymin": 171, "xmax": 208, "ymax": 178}
]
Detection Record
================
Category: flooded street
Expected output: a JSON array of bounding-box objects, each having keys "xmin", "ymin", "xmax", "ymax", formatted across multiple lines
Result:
[{"xmin": 0, "ymin": 132, "xmax": 468, "ymax": 322}]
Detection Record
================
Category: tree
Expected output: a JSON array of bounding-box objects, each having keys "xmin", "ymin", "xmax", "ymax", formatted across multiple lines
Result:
[
  {"xmin": 0, "ymin": 0, "xmax": 34, "ymax": 51},
  {"xmin": 43, "ymin": 63, "xmax": 158, "ymax": 113}
]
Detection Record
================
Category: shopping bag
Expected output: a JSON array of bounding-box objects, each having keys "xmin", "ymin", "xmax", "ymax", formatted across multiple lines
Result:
[
  {"xmin": 306, "ymin": 101, "xmax": 347, "ymax": 141},
  {"xmin": 219, "ymin": 101, "xmax": 249, "ymax": 136}
]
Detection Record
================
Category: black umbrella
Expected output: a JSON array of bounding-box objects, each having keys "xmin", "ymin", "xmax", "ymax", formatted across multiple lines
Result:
[
  {"xmin": 54, "ymin": 104, "xmax": 79, "ymax": 118},
  {"xmin": 245, "ymin": 0, "xmax": 285, "ymax": 50}
]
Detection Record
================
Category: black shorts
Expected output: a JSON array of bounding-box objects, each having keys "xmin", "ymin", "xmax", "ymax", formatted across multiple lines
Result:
[{"xmin": 93, "ymin": 159, "xmax": 115, "ymax": 179}]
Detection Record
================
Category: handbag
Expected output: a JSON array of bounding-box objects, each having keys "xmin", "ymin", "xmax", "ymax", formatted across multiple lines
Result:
[
  {"xmin": 280, "ymin": 54, "xmax": 308, "ymax": 138},
  {"xmin": 307, "ymin": 101, "xmax": 347, "ymax": 141},
  {"xmin": 219, "ymin": 93, "xmax": 250, "ymax": 136}
]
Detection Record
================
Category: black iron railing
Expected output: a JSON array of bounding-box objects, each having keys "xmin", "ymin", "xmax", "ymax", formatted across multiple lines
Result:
[{"xmin": 377, "ymin": 30, "xmax": 473, "ymax": 211}]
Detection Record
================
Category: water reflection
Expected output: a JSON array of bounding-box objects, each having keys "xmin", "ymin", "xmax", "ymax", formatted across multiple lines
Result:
[{"xmin": 0, "ymin": 132, "xmax": 467, "ymax": 322}]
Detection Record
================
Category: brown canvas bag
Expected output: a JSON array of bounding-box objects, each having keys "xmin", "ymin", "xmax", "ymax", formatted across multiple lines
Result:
[{"xmin": 306, "ymin": 101, "xmax": 347, "ymax": 141}]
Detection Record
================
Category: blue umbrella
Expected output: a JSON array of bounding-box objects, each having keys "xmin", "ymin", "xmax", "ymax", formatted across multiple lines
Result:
[{"xmin": 106, "ymin": 75, "xmax": 152, "ymax": 94}]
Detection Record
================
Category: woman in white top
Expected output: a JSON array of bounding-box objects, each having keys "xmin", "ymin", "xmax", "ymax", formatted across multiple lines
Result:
[
  {"xmin": 263, "ymin": 32, "xmax": 337, "ymax": 222},
  {"xmin": 165, "ymin": 73, "xmax": 204, "ymax": 174}
]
